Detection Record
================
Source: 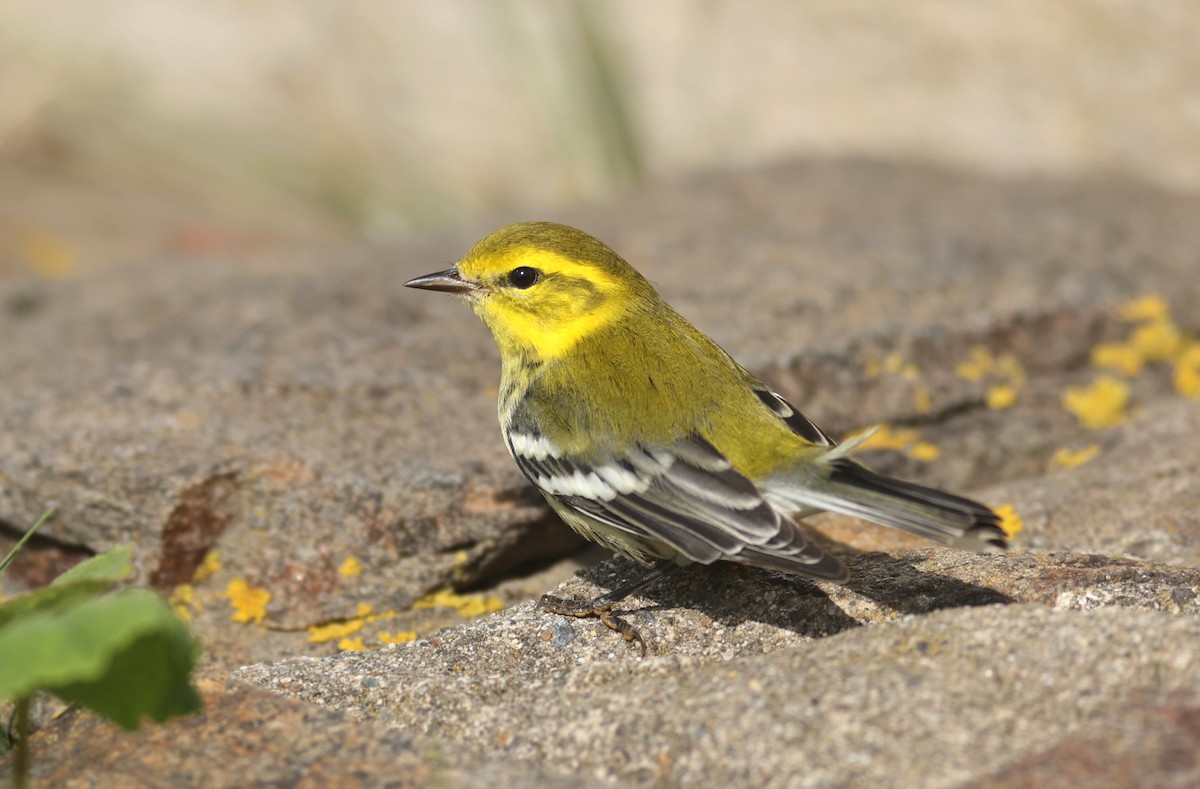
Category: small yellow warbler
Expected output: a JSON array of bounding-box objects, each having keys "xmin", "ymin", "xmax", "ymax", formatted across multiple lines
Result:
[{"xmin": 407, "ymin": 222, "xmax": 1006, "ymax": 651}]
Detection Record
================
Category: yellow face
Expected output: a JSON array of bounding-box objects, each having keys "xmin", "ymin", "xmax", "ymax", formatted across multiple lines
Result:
[{"xmin": 456, "ymin": 244, "xmax": 630, "ymax": 360}]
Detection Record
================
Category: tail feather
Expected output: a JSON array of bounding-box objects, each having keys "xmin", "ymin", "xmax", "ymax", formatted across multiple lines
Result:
[{"xmin": 766, "ymin": 458, "xmax": 1008, "ymax": 552}]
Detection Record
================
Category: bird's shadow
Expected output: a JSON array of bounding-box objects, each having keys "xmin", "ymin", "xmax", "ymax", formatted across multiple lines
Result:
[{"xmin": 561, "ymin": 545, "xmax": 1014, "ymax": 647}]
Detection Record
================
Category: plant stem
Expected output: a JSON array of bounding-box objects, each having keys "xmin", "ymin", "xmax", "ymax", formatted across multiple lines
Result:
[
  {"xmin": 12, "ymin": 696, "xmax": 30, "ymax": 789},
  {"xmin": 0, "ymin": 508, "xmax": 55, "ymax": 576}
]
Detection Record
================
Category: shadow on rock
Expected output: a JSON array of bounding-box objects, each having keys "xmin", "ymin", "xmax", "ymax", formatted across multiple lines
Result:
[{"xmin": 560, "ymin": 546, "xmax": 1013, "ymax": 648}]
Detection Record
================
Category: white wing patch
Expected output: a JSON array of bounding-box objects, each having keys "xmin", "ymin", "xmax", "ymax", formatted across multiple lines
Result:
[
  {"xmin": 507, "ymin": 430, "xmax": 560, "ymax": 461},
  {"xmin": 536, "ymin": 468, "xmax": 617, "ymax": 500}
]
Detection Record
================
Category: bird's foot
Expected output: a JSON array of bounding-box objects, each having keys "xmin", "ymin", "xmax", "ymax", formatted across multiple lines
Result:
[{"xmin": 539, "ymin": 593, "xmax": 646, "ymax": 657}]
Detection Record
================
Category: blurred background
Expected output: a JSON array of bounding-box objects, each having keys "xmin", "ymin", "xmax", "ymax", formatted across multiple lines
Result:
[{"xmin": 2, "ymin": 0, "xmax": 1198, "ymax": 278}]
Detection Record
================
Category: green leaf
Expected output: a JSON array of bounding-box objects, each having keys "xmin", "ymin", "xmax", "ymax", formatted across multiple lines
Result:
[
  {"xmin": 51, "ymin": 545, "xmax": 132, "ymax": 587},
  {"xmin": 0, "ymin": 579, "xmax": 114, "ymax": 631},
  {"xmin": 0, "ymin": 545, "xmax": 134, "ymax": 630},
  {"xmin": 0, "ymin": 588, "xmax": 201, "ymax": 729}
]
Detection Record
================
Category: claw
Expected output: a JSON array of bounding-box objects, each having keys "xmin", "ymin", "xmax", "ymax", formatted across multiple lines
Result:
[
  {"xmin": 536, "ymin": 561, "xmax": 680, "ymax": 657},
  {"xmin": 539, "ymin": 593, "xmax": 647, "ymax": 657}
]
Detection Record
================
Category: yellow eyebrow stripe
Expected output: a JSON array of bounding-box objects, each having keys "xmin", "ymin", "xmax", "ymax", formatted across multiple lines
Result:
[{"xmin": 499, "ymin": 248, "xmax": 620, "ymax": 292}]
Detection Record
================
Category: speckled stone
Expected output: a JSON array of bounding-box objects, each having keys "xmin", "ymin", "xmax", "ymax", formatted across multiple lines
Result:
[{"xmin": 4, "ymin": 159, "xmax": 1200, "ymax": 785}]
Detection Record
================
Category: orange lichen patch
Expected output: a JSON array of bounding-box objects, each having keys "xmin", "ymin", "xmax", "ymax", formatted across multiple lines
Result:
[
  {"xmin": 995, "ymin": 504, "xmax": 1024, "ymax": 539},
  {"xmin": 1175, "ymin": 343, "xmax": 1200, "ymax": 399},
  {"xmin": 855, "ymin": 425, "xmax": 941, "ymax": 463},
  {"xmin": 1091, "ymin": 342, "xmax": 1144, "ymax": 376},
  {"xmin": 337, "ymin": 637, "xmax": 367, "ymax": 651},
  {"xmin": 308, "ymin": 619, "xmax": 366, "ymax": 643},
  {"xmin": 378, "ymin": 631, "xmax": 418, "ymax": 645},
  {"xmin": 1118, "ymin": 293, "xmax": 1170, "ymax": 323},
  {"xmin": 338, "ymin": 556, "xmax": 362, "ymax": 578},
  {"xmin": 1063, "ymin": 376, "xmax": 1130, "ymax": 429},
  {"xmin": 412, "ymin": 588, "xmax": 504, "ymax": 618},
  {"xmin": 1049, "ymin": 444, "xmax": 1102, "ymax": 471},
  {"xmin": 226, "ymin": 579, "xmax": 271, "ymax": 624},
  {"xmin": 193, "ymin": 550, "xmax": 221, "ymax": 583},
  {"xmin": 986, "ymin": 384, "xmax": 1017, "ymax": 410}
]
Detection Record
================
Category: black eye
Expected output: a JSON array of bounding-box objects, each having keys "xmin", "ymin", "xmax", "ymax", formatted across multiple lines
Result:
[{"xmin": 507, "ymin": 267, "xmax": 541, "ymax": 289}]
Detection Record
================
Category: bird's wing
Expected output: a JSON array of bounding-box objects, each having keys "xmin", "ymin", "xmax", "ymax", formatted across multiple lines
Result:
[
  {"xmin": 506, "ymin": 428, "xmax": 844, "ymax": 579},
  {"xmin": 751, "ymin": 386, "xmax": 836, "ymax": 447}
]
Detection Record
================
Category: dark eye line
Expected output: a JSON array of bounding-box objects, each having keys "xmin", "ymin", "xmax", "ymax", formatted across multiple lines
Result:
[{"xmin": 507, "ymin": 266, "xmax": 542, "ymax": 289}]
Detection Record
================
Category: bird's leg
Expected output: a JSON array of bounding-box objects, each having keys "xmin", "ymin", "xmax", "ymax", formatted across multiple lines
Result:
[{"xmin": 539, "ymin": 561, "xmax": 681, "ymax": 656}]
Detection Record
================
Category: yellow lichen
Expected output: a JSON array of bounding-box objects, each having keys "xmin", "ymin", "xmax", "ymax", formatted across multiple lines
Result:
[
  {"xmin": 1049, "ymin": 444, "xmax": 1102, "ymax": 471},
  {"xmin": 226, "ymin": 579, "xmax": 271, "ymax": 624},
  {"xmin": 1063, "ymin": 376, "xmax": 1130, "ymax": 429},
  {"xmin": 913, "ymin": 387, "xmax": 932, "ymax": 415},
  {"xmin": 856, "ymin": 425, "xmax": 915, "ymax": 452},
  {"xmin": 986, "ymin": 384, "xmax": 1017, "ymax": 410},
  {"xmin": 193, "ymin": 550, "xmax": 221, "ymax": 583},
  {"xmin": 379, "ymin": 631, "xmax": 418, "ymax": 645},
  {"xmin": 1089, "ymin": 294, "xmax": 1196, "ymax": 401},
  {"xmin": 1175, "ymin": 343, "xmax": 1200, "ymax": 399},
  {"xmin": 957, "ymin": 347, "xmax": 1025, "ymax": 404},
  {"xmin": 855, "ymin": 426, "xmax": 940, "ymax": 463},
  {"xmin": 1129, "ymin": 318, "xmax": 1184, "ymax": 362},
  {"xmin": 995, "ymin": 353, "xmax": 1027, "ymax": 386},
  {"xmin": 995, "ymin": 504, "xmax": 1024, "ymax": 538},
  {"xmin": 412, "ymin": 588, "xmax": 505, "ymax": 618},
  {"xmin": 955, "ymin": 345, "xmax": 993, "ymax": 381},
  {"xmin": 909, "ymin": 442, "xmax": 941, "ymax": 462},
  {"xmin": 1091, "ymin": 342, "xmax": 1144, "ymax": 376},
  {"xmin": 170, "ymin": 583, "xmax": 197, "ymax": 622},
  {"xmin": 338, "ymin": 556, "xmax": 362, "ymax": 578},
  {"xmin": 18, "ymin": 227, "xmax": 76, "ymax": 279},
  {"xmin": 1118, "ymin": 293, "xmax": 1170, "ymax": 323},
  {"xmin": 337, "ymin": 637, "xmax": 367, "ymax": 651},
  {"xmin": 308, "ymin": 619, "xmax": 366, "ymax": 643}
]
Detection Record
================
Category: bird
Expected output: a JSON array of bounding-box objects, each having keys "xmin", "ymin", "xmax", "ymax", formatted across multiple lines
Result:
[{"xmin": 406, "ymin": 221, "xmax": 1007, "ymax": 653}]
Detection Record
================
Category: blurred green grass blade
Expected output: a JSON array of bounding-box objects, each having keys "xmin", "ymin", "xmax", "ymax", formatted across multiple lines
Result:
[{"xmin": 0, "ymin": 509, "xmax": 54, "ymax": 576}]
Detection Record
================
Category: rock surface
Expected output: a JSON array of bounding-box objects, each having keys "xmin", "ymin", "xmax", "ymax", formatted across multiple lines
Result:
[{"xmin": 3, "ymin": 159, "xmax": 1200, "ymax": 785}]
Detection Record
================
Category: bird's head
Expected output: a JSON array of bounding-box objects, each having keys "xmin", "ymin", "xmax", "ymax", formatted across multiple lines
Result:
[{"xmin": 406, "ymin": 221, "xmax": 653, "ymax": 361}]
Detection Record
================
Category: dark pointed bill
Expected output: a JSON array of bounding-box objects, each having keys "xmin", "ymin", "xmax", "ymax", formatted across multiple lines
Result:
[{"xmin": 404, "ymin": 267, "xmax": 478, "ymax": 295}]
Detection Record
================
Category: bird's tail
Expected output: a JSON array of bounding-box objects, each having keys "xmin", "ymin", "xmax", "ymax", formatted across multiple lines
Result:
[{"xmin": 766, "ymin": 434, "xmax": 1008, "ymax": 552}]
